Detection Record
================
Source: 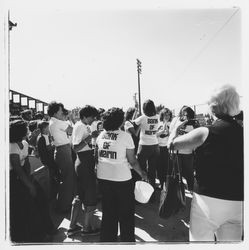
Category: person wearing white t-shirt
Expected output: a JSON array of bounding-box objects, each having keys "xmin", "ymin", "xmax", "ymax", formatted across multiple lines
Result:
[
  {"xmin": 9, "ymin": 120, "xmax": 55, "ymax": 242},
  {"xmin": 134, "ymin": 99, "xmax": 160, "ymax": 202},
  {"xmin": 169, "ymin": 106, "xmax": 199, "ymax": 192},
  {"xmin": 156, "ymin": 108, "xmax": 172, "ymax": 189},
  {"xmin": 96, "ymin": 108, "xmax": 147, "ymax": 242},
  {"xmin": 67, "ymin": 105, "xmax": 100, "ymax": 237},
  {"xmin": 48, "ymin": 101, "xmax": 75, "ymax": 213}
]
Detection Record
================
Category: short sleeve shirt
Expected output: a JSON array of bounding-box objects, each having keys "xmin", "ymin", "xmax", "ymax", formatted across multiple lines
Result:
[
  {"xmin": 134, "ymin": 114, "xmax": 159, "ymax": 145},
  {"xmin": 169, "ymin": 117, "xmax": 194, "ymax": 154},
  {"xmin": 49, "ymin": 117, "xmax": 70, "ymax": 147},
  {"xmin": 72, "ymin": 120, "xmax": 92, "ymax": 152},
  {"xmin": 96, "ymin": 129, "xmax": 134, "ymax": 181},
  {"xmin": 124, "ymin": 120, "xmax": 134, "ymax": 133},
  {"xmin": 158, "ymin": 121, "xmax": 171, "ymax": 147},
  {"xmin": 9, "ymin": 140, "xmax": 29, "ymax": 170}
]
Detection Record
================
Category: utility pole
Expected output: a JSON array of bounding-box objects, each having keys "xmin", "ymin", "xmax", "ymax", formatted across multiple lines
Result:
[{"xmin": 136, "ymin": 58, "xmax": 142, "ymax": 115}]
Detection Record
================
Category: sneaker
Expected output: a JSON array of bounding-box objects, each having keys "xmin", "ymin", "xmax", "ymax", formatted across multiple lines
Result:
[
  {"xmin": 67, "ymin": 225, "xmax": 83, "ymax": 237},
  {"xmin": 81, "ymin": 228, "xmax": 101, "ymax": 236}
]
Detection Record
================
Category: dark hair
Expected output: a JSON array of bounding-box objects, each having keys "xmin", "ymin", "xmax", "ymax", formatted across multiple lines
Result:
[
  {"xmin": 97, "ymin": 108, "xmax": 105, "ymax": 120},
  {"xmin": 79, "ymin": 105, "xmax": 98, "ymax": 120},
  {"xmin": 143, "ymin": 99, "xmax": 156, "ymax": 117},
  {"xmin": 178, "ymin": 105, "xmax": 188, "ymax": 117},
  {"xmin": 159, "ymin": 108, "xmax": 172, "ymax": 122},
  {"xmin": 34, "ymin": 112, "xmax": 44, "ymax": 120},
  {"xmin": 28, "ymin": 120, "xmax": 38, "ymax": 132},
  {"xmin": 102, "ymin": 107, "xmax": 124, "ymax": 131},
  {"xmin": 38, "ymin": 121, "xmax": 49, "ymax": 133},
  {"xmin": 181, "ymin": 106, "xmax": 195, "ymax": 120},
  {"xmin": 47, "ymin": 101, "xmax": 64, "ymax": 117},
  {"xmin": 125, "ymin": 107, "xmax": 136, "ymax": 121},
  {"xmin": 10, "ymin": 120, "xmax": 28, "ymax": 143},
  {"xmin": 21, "ymin": 109, "xmax": 32, "ymax": 120}
]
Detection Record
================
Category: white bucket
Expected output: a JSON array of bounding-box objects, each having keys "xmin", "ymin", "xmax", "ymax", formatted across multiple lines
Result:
[{"xmin": 134, "ymin": 181, "xmax": 154, "ymax": 203}]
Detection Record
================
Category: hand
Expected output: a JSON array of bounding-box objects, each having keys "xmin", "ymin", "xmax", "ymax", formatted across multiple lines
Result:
[
  {"xmin": 171, "ymin": 120, "xmax": 188, "ymax": 138},
  {"xmin": 91, "ymin": 130, "xmax": 99, "ymax": 138},
  {"xmin": 66, "ymin": 125, "xmax": 73, "ymax": 136}
]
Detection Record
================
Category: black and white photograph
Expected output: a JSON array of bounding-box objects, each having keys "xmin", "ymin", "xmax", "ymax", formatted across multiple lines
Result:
[{"xmin": 1, "ymin": 0, "xmax": 248, "ymax": 248}]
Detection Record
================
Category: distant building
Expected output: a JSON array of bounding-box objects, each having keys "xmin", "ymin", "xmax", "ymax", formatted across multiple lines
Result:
[{"xmin": 9, "ymin": 89, "xmax": 48, "ymax": 116}]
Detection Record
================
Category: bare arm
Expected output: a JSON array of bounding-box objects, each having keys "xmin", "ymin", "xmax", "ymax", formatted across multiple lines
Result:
[
  {"xmin": 127, "ymin": 127, "xmax": 137, "ymax": 137},
  {"xmin": 168, "ymin": 126, "xmax": 209, "ymax": 151},
  {"xmin": 73, "ymin": 130, "xmax": 99, "ymax": 152},
  {"xmin": 126, "ymin": 148, "xmax": 148, "ymax": 181}
]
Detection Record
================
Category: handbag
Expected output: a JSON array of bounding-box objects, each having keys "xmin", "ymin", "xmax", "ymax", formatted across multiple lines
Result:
[{"xmin": 158, "ymin": 149, "xmax": 186, "ymax": 219}]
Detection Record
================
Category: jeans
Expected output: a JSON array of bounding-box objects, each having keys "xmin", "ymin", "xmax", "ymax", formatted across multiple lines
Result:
[
  {"xmin": 98, "ymin": 179, "xmax": 135, "ymax": 242},
  {"xmin": 137, "ymin": 144, "xmax": 159, "ymax": 189},
  {"xmin": 190, "ymin": 193, "xmax": 243, "ymax": 242},
  {"xmin": 157, "ymin": 146, "xmax": 169, "ymax": 187}
]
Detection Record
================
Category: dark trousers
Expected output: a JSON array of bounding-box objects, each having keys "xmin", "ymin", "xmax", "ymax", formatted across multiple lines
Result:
[
  {"xmin": 10, "ymin": 171, "xmax": 54, "ymax": 243},
  {"xmin": 178, "ymin": 153, "xmax": 194, "ymax": 191},
  {"xmin": 98, "ymin": 179, "xmax": 135, "ymax": 242},
  {"xmin": 137, "ymin": 144, "xmax": 160, "ymax": 189},
  {"xmin": 157, "ymin": 146, "xmax": 169, "ymax": 188},
  {"xmin": 54, "ymin": 144, "xmax": 76, "ymax": 211},
  {"xmin": 75, "ymin": 150, "xmax": 97, "ymax": 206}
]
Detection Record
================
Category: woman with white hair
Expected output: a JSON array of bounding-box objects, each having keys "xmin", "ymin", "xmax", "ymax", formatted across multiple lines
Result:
[{"xmin": 168, "ymin": 84, "xmax": 243, "ymax": 242}]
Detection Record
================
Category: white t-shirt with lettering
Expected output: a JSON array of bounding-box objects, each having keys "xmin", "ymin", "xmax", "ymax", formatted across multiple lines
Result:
[
  {"xmin": 158, "ymin": 121, "xmax": 171, "ymax": 147},
  {"xmin": 49, "ymin": 117, "xmax": 70, "ymax": 147},
  {"xmin": 96, "ymin": 129, "xmax": 134, "ymax": 182},
  {"xmin": 9, "ymin": 140, "xmax": 29, "ymax": 170},
  {"xmin": 134, "ymin": 114, "xmax": 159, "ymax": 145},
  {"xmin": 72, "ymin": 120, "xmax": 92, "ymax": 152},
  {"xmin": 169, "ymin": 117, "xmax": 194, "ymax": 154}
]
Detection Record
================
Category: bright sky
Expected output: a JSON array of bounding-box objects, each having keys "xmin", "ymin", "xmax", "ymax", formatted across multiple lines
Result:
[{"xmin": 7, "ymin": 0, "xmax": 244, "ymax": 114}]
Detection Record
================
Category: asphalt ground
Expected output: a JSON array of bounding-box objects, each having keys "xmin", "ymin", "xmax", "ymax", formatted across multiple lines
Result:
[{"xmin": 49, "ymin": 187, "xmax": 192, "ymax": 244}]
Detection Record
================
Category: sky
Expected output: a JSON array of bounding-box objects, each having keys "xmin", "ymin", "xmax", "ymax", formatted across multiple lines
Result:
[
  {"xmin": 1, "ymin": 1, "xmax": 249, "ymax": 247},
  {"xmin": 6, "ymin": 0, "xmax": 245, "ymax": 116}
]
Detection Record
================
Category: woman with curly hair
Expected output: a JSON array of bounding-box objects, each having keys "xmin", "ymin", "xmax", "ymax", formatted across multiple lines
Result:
[{"xmin": 95, "ymin": 107, "xmax": 147, "ymax": 242}]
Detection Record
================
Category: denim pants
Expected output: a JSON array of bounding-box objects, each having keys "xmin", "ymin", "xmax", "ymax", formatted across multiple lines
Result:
[
  {"xmin": 98, "ymin": 179, "xmax": 135, "ymax": 242},
  {"xmin": 137, "ymin": 144, "xmax": 159, "ymax": 189},
  {"xmin": 190, "ymin": 193, "xmax": 243, "ymax": 242}
]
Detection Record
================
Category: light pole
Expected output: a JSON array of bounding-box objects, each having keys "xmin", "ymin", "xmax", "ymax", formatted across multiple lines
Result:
[{"xmin": 136, "ymin": 58, "xmax": 142, "ymax": 115}]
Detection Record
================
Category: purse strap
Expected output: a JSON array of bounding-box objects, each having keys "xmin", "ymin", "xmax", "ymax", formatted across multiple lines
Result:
[{"xmin": 168, "ymin": 147, "xmax": 182, "ymax": 181}]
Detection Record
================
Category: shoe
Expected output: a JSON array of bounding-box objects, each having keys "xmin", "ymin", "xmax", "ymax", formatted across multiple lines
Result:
[
  {"xmin": 67, "ymin": 225, "xmax": 83, "ymax": 237},
  {"xmin": 81, "ymin": 228, "xmax": 101, "ymax": 236}
]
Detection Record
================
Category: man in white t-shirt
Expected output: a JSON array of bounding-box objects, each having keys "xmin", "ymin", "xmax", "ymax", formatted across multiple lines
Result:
[
  {"xmin": 48, "ymin": 101, "xmax": 75, "ymax": 213},
  {"xmin": 67, "ymin": 105, "xmax": 100, "ymax": 237}
]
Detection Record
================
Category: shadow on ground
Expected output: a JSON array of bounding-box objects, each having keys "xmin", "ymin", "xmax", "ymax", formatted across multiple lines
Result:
[{"xmin": 48, "ymin": 189, "xmax": 192, "ymax": 244}]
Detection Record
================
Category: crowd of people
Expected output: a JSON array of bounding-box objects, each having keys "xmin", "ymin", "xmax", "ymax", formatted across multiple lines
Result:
[{"xmin": 9, "ymin": 84, "xmax": 244, "ymax": 243}]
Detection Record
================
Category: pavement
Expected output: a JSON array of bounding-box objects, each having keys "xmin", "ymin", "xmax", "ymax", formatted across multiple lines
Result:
[{"xmin": 49, "ymin": 187, "xmax": 192, "ymax": 244}]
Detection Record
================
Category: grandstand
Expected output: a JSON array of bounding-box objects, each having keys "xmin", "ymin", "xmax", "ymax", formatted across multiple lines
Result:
[{"xmin": 9, "ymin": 89, "xmax": 49, "ymax": 115}]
